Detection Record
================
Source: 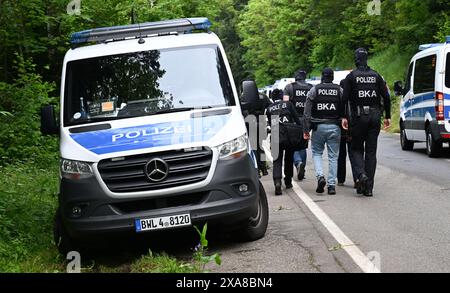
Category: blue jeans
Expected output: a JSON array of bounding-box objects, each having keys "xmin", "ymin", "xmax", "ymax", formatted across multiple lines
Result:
[
  {"xmin": 311, "ymin": 124, "xmax": 341, "ymax": 186},
  {"xmin": 293, "ymin": 149, "xmax": 307, "ymax": 167}
]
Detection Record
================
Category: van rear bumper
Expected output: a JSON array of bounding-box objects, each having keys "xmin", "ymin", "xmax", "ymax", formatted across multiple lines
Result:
[
  {"xmin": 59, "ymin": 155, "xmax": 260, "ymax": 239},
  {"xmin": 429, "ymin": 121, "xmax": 450, "ymax": 142}
]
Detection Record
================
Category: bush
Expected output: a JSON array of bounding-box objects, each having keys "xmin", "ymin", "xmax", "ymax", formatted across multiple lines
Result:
[{"xmin": 0, "ymin": 56, "xmax": 58, "ymax": 165}]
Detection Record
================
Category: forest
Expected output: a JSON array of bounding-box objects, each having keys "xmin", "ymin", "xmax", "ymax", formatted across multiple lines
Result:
[{"xmin": 0, "ymin": 0, "xmax": 449, "ymax": 271}]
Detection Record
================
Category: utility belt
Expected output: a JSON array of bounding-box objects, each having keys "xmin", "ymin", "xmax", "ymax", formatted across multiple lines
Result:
[{"xmin": 353, "ymin": 105, "xmax": 380, "ymax": 117}]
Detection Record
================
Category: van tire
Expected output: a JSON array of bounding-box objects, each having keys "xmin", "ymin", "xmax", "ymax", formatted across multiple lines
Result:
[
  {"xmin": 53, "ymin": 209, "xmax": 80, "ymax": 256},
  {"xmin": 400, "ymin": 126, "xmax": 414, "ymax": 151},
  {"xmin": 235, "ymin": 182, "xmax": 269, "ymax": 242},
  {"xmin": 426, "ymin": 127, "xmax": 442, "ymax": 158}
]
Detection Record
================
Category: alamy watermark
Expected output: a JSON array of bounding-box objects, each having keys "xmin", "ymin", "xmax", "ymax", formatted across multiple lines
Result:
[
  {"xmin": 67, "ymin": 0, "xmax": 81, "ymax": 15},
  {"xmin": 66, "ymin": 251, "xmax": 81, "ymax": 273},
  {"xmin": 367, "ymin": 0, "xmax": 381, "ymax": 16}
]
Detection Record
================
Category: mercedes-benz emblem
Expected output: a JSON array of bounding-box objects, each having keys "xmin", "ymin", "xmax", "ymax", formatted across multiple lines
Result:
[{"xmin": 144, "ymin": 158, "xmax": 169, "ymax": 182}]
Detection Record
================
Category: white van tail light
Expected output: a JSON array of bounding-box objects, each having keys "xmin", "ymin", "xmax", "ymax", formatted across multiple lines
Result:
[{"xmin": 435, "ymin": 92, "xmax": 444, "ymax": 121}]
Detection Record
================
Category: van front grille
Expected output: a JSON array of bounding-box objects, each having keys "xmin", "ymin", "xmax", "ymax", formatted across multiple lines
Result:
[{"xmin": 97, "ymin": 148, "xmax": 213, "ymax": 193}]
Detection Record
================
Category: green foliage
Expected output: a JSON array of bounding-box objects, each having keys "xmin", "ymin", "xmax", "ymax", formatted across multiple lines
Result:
[
  {"xmin": 238, "ymin": 0, "xmax": 449, "ymax": 86},
  {"xmin": 0, "ymin": 162, "xmax": 60, "ymax": 272},
  {"xmin": 0, "ymin": 55, "xmax": 58, "ymax": 165},
  {"xmin": 131, "ymin": 250, "xmax": 200, "ymax": 273},
  {"xmin": 193, "ymin": 223, "xmax": 222, "ymax": 271}
]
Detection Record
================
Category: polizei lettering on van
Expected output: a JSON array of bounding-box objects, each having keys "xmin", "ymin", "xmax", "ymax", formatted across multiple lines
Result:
[
  {"xmin": 112, "ymin": 125, "xmax": 191, "ymax": 142},
  {"xmin": 70, "ymin": 115, "xmax": 230, "ymax": 155}
]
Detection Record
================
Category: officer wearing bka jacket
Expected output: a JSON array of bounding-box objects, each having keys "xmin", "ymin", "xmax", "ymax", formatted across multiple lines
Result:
[
  {"xmin": 303, "ymin": 68, "xmax": 347, "ymax": 195},
  {"xmin": 341, "ymin": 48, "xmax": 391, "ymax": 197},
  {"xmin": 284, "ymin": 70, "xmax": 313, "ymax": 181},
  {"xmin": 267, "ymin": 89, "xmax": 301, "ymax": 196}
]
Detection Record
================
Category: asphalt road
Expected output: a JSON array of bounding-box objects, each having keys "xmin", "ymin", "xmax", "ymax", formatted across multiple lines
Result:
[{"xmin": 208, "ymin": 132, "xmax": 450, "ymax": 273}]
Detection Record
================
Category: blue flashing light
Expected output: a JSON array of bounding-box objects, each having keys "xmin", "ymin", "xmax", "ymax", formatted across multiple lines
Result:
[
  {"xmin": 70, "ymin": 18, "xmax": 212, "ymax": 45},
  {"xmin": 446, "ymin": 36, "xmax": 450, "ymax": 44},
  {"xmin": 419, "ymin": 43, "xmax": 443, "ymax": 51}
]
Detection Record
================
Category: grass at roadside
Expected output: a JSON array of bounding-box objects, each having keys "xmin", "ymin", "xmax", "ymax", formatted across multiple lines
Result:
[
  {"xmin": 369, "ymin": 45, "xmax": 415, "ymax": 134},
  {"xmin": 0, "ymin": 161, "xmax": 218, "ymax": 273}
]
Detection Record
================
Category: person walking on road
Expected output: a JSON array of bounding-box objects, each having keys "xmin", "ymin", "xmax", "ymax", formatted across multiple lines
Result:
[
  {"xmin": 267, "ymin": 88, "xmax": 302, "ymax": 196},
  {"xmin": 303, "ymin": 68, "xmax": 347, "ymax": 195},
  {"xmin": 341, "ymin": 48, "xmax": 391, "ymax": 197},
  {"xmin": 284, "ymin": 70, "xmax": 313, "ymax": 181},
  {"xmin": 337, "ymin": 80, "xmax": 358, "ymax": 187}
]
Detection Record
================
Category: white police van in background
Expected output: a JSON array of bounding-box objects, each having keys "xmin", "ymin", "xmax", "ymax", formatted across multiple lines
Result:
[
  {"xmin": 40, "ymin": 18, "xmax": 268, "ymax": 253},
  {"xmin": 395, "ymin": 36, "xmax": 450, "ymax": 158}
]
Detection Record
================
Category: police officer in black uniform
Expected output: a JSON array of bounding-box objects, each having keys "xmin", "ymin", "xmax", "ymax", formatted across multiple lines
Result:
[
  {"xmin": 284, "ymin": 70, "xmax": 313, "ymax": 181},
  {"xmin": 253, "ymin": 92, "xmax": 272, "ymax": 177},
  {"xmin": 342, "ymin": 48, "xmax": 391, "ymax": 197},
  {"xmin": 266, "ymin": 89, "xmax": 301, "ymax": 196},
  {"xmin": 304, "ymin": 68, "xmax": 346, "ymax": 195}
]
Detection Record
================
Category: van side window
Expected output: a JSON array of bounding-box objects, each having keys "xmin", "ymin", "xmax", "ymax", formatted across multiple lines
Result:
[
  {"xmin": 405, "ymin": 63, "xmax": 413, "ymax": 92},
  {"xmin": 413, "ymin": 54, "xmax": 436, "ymax": 94},
  {"xmin": 446, "ymin": 53, "xmax": 450, "ymax": 89}
]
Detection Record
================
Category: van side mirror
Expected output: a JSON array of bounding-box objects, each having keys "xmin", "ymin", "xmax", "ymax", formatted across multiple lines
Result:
[
  {"xmin": 240, "ymin": 80, "xmax": 259, "ymax": 111},
  {"xmin": 40, "ymin": 105, "xmax": 59, "ymax": 135},
  {"xmin": 394, "ymin": 81, "xmax": 405, "ymax": 96}
]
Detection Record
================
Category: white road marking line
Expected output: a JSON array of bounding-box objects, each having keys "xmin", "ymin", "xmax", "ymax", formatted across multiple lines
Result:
[
  {"xmin": 262, "ymin": 139, "xmax": 380, "ymax": 273},
  {"xmin": 291, "ymin": 182, "xmax": 380, "ymax": 273}
]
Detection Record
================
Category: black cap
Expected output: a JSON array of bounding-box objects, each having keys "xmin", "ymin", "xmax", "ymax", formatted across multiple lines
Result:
[
  {"xmin": 355, "ymin": 48, "xmax": 368, "ymax": 67},
  {"xmin": 322, "ymin": 68, "xmax": 334, "ymax": 83},
  {"xmin": 271, "ymin": 89, "xmax": 283, "ymax": 101},
  {"xmin": 295, "ymin": 70, "xmax": 307, "ymax": 81}
]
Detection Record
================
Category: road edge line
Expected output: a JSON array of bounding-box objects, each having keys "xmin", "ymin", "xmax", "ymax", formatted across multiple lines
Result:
[{"xmin": 291, "ymin": 182, "xmax": 380, "ymax": 273}]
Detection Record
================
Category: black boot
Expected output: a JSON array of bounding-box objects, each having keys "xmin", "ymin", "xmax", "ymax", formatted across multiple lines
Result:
[
  {"xmin": 297, "ymin": 163, "xmax": 306, "ymax": 181},
  {"xmin": 285, "ymin": 178, "xmax": 293, "ymax": 189},
  {"xmin": 274, "ymin": 179, "xmax": 282, "ymax": 196},
  {"xmin": 316, "ymin": 177, "xmax": 326, "ymax": 194},
  {"xmin": 358, "ymin": 174, "xmax": 369, "ymax": 195},
  {"xmin": 328, "ymin": 185, "xmax": 336, "ymax": 195}
]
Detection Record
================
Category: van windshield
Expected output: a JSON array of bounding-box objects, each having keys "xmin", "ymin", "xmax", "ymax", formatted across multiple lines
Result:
[{"xmin": 64, "ymin": 45, "xmax": 235, "ymax": 126}]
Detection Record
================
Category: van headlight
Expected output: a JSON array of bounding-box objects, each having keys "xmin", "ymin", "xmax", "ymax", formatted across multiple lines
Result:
[
  {"xmin": 60, "ymin": 159, "xmax": 94, "ymax": 180},
  {"xmin": 217, "ymin": 135, "xmax": 248, "ymax": 160}
]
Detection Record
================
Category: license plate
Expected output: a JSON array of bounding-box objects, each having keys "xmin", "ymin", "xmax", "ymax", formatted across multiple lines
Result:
[{"xmin": 135, "ymin": 214, "xmax": 191, "ymax": 232}]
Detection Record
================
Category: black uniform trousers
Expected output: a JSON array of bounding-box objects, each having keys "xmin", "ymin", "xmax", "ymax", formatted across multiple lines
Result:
[
  {"xmin": 272, "ymin": 146, "xmax": 294, "ymax": 182},
  {"xmin": 350, "ymin": 108, "xmax": 381, "ymax": 191}
]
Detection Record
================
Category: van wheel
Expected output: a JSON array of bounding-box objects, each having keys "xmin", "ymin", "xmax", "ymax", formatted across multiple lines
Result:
[
  {"xmin": 54, "ymin": 209, "xmax": 80, "ymax": 256},
  {"xmin": 426, "ymin": 127, "xmax": 442, "ymax": 158},
  {"xmin": 400, "ymin": 127, "xmax": 414, "ymax": 151},
  {"xmin": 235, "ymin": 182, "xmax": 269, "ymax": 242}
]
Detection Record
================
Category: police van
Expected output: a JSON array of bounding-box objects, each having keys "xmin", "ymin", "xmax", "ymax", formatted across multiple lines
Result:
[
  {"xmin": 395, "ymin": 36, "xmax": 450, "ymax": 157},
  {"xmin": 40, "ymin": 18, "xmax": 269, "ymax": 253}
]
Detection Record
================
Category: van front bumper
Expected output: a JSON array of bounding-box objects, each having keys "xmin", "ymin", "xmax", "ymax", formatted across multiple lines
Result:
[{"xmin": 59, "ymin": 155, "xmax": 260, "ymax": 239}]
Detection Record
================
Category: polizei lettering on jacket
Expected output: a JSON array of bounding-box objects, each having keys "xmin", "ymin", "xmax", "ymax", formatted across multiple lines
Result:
[
  {"xmin": 318, "ymin": 89, "xmax": 338, "ymax": 96},
  {"xmin": 356, "ymin": 76, "xmax": 377, "ymax": 83},
  {"xmin": 112, "ymin": 125, "xmax": 192, "ymax": 142}
]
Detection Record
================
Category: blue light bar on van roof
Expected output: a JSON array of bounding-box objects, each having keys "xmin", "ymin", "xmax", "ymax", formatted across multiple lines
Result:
[
  {"xmin": 419, "ymin": 43, "xmax": 443, "ymax": 51},
  {"xmin": 70, "ymin": 18, "xmax": 212, "ymax": 45},
  {"xmin": 446, "ymin": 36, "xmax": 450, "ymax": 43}
]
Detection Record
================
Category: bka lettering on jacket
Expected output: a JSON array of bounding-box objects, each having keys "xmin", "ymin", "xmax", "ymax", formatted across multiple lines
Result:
[
  {"xmin": 317, "ymin": 103, "xmax": 337, "ymax": 111},
  {"xmin": 318, "ymin": 89, "xmax": 338, "ymax": 96},
  {"xmin": 295, "ymin": 90, "xmax": 308, "ymax": 97},
  {"xmin": 358, "ymin": 90, "xmax": 377, "ymax": 98}
]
